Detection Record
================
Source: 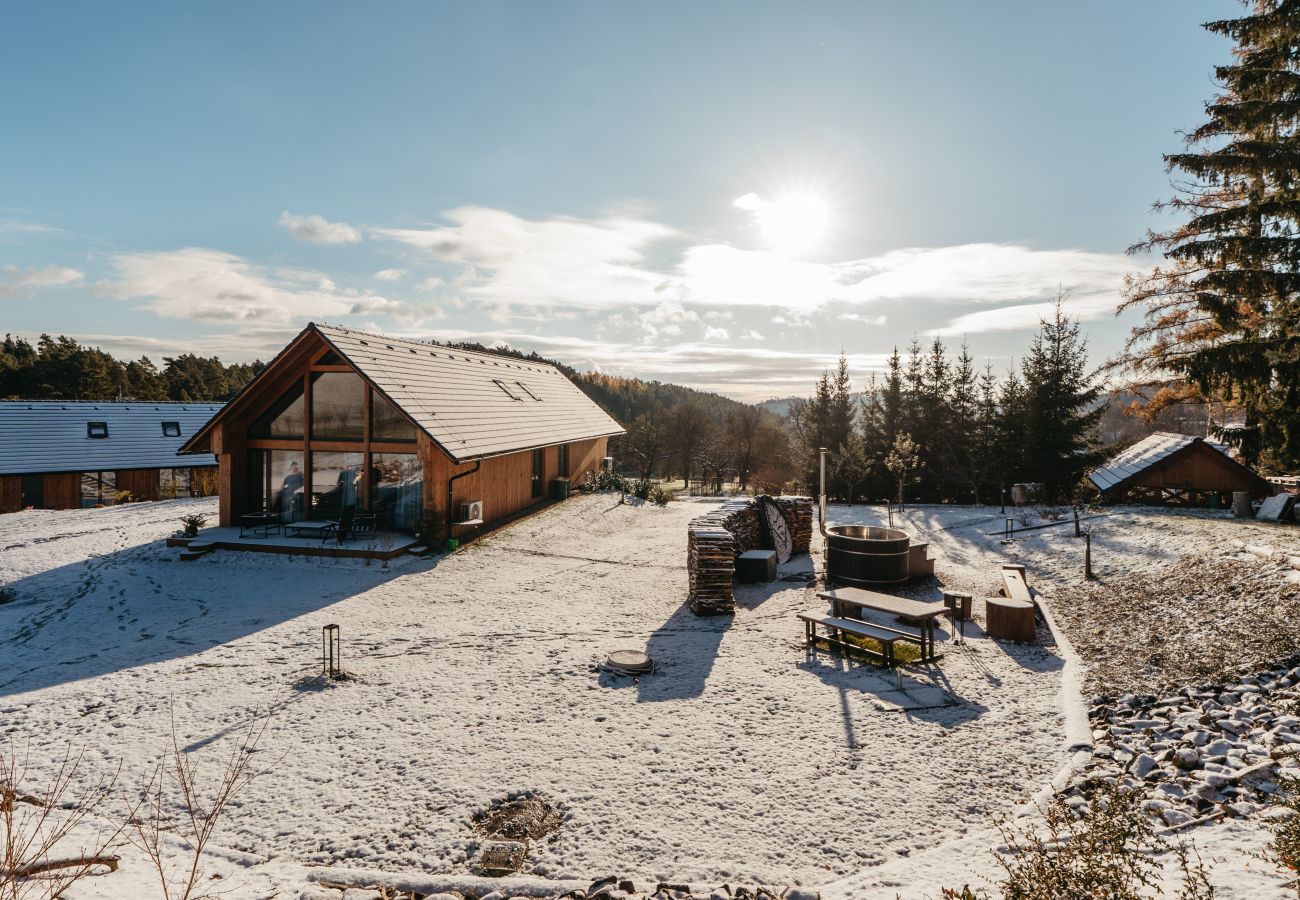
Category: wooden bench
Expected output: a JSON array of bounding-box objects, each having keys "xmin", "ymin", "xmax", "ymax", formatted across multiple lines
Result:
[{"xmin": 798, "ymin": 612, "xmax": 926, "ymax": 667}]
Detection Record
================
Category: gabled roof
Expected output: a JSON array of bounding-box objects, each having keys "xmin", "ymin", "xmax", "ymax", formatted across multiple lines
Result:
[
  {"xmin": 1088, "ymin": 431, "xmax": 1258, "ymax": 493},
  {"xmin": 0, "ymin": 401, "xmax": 222, "ymax": 476},
  {"xmin": 182, "ymin": 323, "xmax": 624, "ymax": 463}
]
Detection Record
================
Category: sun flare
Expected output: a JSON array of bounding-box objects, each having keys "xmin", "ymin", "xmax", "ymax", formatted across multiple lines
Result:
[{"xmin": 735, "ymin": 190, "xmax": 831, "ymax": 256}]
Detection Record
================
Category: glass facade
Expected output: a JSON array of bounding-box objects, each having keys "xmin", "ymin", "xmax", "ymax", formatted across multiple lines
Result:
[
  {"xmin": 370, "ymin": 453, "xmax": 423, "ymax": 530},
  {"xmin": 371, "ymin": 389, "xmax": 417, "ymax": 441},
  {"xmin": 160, "ymin": 467, "xmax": 192, "ymax": 498},
  {"xmin": 532, "ymin": 448, "xmax": 544, "ymax": 498},
  {"xmin": 249, "ymin": 450, "xmax": 305, "ymax": 521},
  {"xmin": 311, "ymin": 372, "xmax": 365, "ymax": 440},
  {"xmin": 249, "ymin": 380, "xmax": 305, "ymax": 438},
  {"xmin": 81, "ymin": 471, "xmax": 117, "ymax": 506},
  {"xmin": 310, "ymin": 451, "xmax": 365, "ymax": 519},
  {"xmin": 557, "ymin": 443, "xmax": 569, "ymax": 477}
]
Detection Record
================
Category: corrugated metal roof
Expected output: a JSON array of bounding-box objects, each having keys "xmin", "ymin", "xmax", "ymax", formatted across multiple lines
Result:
[
  {"xmin": 313, "ymin": 323, "xmax": 625, "ymax": 462},
  {"xmin": 0, "ymin": 401, "xmax": 222, "ymax": 476},
  {"xmin": 1088, "ymin": 432, "xmax": 1232, "ymax": 492}
]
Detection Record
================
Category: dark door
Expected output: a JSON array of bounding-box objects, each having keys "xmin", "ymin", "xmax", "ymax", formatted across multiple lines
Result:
[{"xmin": 20, "ymin": 475, "xmax": 43, "ymax": 509}]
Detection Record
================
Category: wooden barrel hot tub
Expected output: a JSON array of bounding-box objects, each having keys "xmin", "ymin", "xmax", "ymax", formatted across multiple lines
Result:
[{"xmin": 825, "ymin": 524, "xmax": 910, "ymax": 587}]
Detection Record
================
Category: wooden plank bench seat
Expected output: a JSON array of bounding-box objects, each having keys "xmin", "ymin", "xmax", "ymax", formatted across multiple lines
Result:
[{"xmin": 798, "ymin": 612, "xmax": 925, "ymax": 667}]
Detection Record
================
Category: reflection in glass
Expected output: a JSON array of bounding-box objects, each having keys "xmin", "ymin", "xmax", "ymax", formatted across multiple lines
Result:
[
  {"xmin": 370, "ymin": 453, "xmax": 423, "ymax": 531},
  {"xmin": 250, "ymin": 450, "xmax": 305, "ymax": 521},
  {"xmin": 81, "ymin": 471, "xmax": 117, "ymax": 507},
  {"xmin": 311, "ymin": 451, "xmax": 365, "ymax": 519},
  {"xmin": 249, "ymin": 381, "xmax": 305, "ymax": 438},
  {"xmin": 311, "ymin": 372, "xmax": 365, "ymax": 440},
  {"xmin": 371, "ymin": 389, "xmax": 416, "ymax": 441}
]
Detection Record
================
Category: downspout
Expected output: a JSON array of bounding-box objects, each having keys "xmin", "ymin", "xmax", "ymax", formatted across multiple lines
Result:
[
  {"xmin": 818, "ymin": 446, "xmax": 829, "ymax": 537},
  {"xmin": 446, "ymin": 459, "xmax": 482, "ymax": 535}
]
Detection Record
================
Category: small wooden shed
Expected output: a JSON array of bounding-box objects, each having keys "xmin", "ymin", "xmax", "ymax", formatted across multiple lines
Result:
[
  {"xmin": 1088, "ymin": 431, "xmax": 1273, "ymax": 506},
  {"xmin": 0, "ymin": 401, "xmax": 222, "ymax": 513},
  {"xmin": 178, "ymin": 322, "xmax": 625, "ymax": 536}
]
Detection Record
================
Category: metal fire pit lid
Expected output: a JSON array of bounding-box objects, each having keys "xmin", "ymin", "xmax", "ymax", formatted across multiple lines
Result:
[{"xmin": 604, "ymin": 650, "xmax": 653, "ymax": 673}]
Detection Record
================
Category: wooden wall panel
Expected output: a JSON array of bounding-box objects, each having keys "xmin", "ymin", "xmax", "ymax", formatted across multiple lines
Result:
[
  {"xmin": 421, "ymin": 436, "xmax": 611, "ymax": 532},
  {"xmin": 43, "ymin": 473, "xmax": 81, "ymax": 510},
  {"xmin": 1132, "ymin": 445, "xmax": 1263, "ymax": 494},
  {"xmin": 0, "ymin": 476, "xmax": 21, "ymax": 513},
  {"xmin": 116, "ymin": 469, "xmax": 161, "ymax": 502}
]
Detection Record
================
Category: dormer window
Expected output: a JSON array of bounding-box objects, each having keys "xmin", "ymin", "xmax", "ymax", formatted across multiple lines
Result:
[
  {"xmin": 161, "ymin": 421, "xmax": 181, "ymax": 437},
  {"xmin": 492, "ymin": 379, "xmax": 522, "ymax": 400},
  {"xmin": 87, "ymin": 421, "xmax": 108, "ymax": 439}
]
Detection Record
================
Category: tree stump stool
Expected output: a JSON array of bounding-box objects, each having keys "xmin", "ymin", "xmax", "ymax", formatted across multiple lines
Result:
[
  {"xmin": 985, "ymin": 596, "xmax": 1035, "ymax": 642},
  {"xmin": 942, "ymin": 590, "xmax": 973, "ymax": 621}
]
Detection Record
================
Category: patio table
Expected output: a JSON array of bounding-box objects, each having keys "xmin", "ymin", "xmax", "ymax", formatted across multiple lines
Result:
[
  {"xmin": 239, "ymin": 512, "xmax": 282, "ymax": 538},
  {"xmin": 817, "ymin": 586, "xmax": 949, "ymax": 662}
]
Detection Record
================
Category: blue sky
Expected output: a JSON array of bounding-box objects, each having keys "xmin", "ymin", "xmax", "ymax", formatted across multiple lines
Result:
[{"xmin": 1, "ymin": 1, "xmax": 1235, "ymax": 399}]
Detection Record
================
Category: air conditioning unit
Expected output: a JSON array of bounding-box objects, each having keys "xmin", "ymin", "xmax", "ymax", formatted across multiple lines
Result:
[{"xmin": 457, "ymin": 500, "xmax": 484, "ymax": 523}]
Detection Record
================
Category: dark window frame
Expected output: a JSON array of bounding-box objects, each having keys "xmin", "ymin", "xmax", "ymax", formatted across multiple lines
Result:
[
  {"xmin": 531, "ymin": 448, "xmax": 544, "ymax": 498},
  {"xmin": 161, "ymin": 421, "xmax": 181, "ymax": 437},
  {"xmin": 515, "ymin": 381, "xmax": 540, "ymax": 401},
  {"xmin": 87, "ymin": 421, "xmax": 108, "ymax": 439},
  {"xmin": 557, "ymin": 443, "xmax": 569, "ymax": 477},
  {"xmin": 493, "ymin": 379, "xmax": 522, "ymax": 401}
]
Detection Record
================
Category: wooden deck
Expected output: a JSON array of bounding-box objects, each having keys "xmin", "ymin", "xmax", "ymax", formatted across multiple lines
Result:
[{"xmin": 167, "ymin": 527, "xmax": 421, "ymax": 560}]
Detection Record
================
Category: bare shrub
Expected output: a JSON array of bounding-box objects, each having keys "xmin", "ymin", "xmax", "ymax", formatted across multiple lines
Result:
[
  {"xmin": 1, "ymin": 743, "xmax": 125, "ymax": 900},
  {"xmin": 125, "ymin": 714, "xmax": 270, "ymax": 900},
  {"xmin": 943, "ymin": 785, "xmax": 1214, "ymax": 899},
  {"xmin": 1268, "ymin": 774, "xmax": 1300, "ymax": 896}
]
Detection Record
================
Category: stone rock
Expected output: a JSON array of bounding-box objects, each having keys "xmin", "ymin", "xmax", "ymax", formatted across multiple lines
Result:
[
  {"xmin": 341, "ymin": 890, "xmax": 383, "ymax": 900},
  {"xmin": 1232, "ymin": 760, "xmax": 1280, "ymax": 791},
  {"xmin": 783, "ymin": 891, "xmax": 821, "ymax": 900},
  {"xmin": 1173, "ymin": 748, "xmax": 1201, "ymax": 770},
  {"xmin": 475, "ymin": 840, "xmax": 528, "ymax": 877},
  {"xmin": 1162, "ymin": 808, "xmax": 1192, "ymax": 827},
  {"xmin": 1133, "ymin": 753, "xmax": 1158, "ymax": 779},
  {"xmin": 299, "ymin": 890, "xmax": 341, "ymax": 900}
]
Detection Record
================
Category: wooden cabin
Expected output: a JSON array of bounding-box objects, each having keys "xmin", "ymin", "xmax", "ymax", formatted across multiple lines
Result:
[
  {"xmin": 1088, "ymin": 431, "xmax": 1273, "ymax": 506},
  {"xmin": 0, "ymin": 401, "xmax": 222, "ymax": 513},
  {"xmin": 178, "ymin": 322, "xmax": 624, "ymax": 537}
]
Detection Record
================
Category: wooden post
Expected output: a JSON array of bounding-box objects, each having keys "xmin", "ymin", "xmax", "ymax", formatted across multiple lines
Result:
[
  {"xmin": 1073, "ymin": 505, "xmax": 1081, "ymax": 537},
  {"xmin": 1085, "ymin": 531, "xmax": 1093, "ymax": 579}
]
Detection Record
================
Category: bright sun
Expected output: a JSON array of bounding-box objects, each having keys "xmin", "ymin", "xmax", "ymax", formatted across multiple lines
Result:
[{"xmin": 735, "ymin": 190, "xmax": 830, "ymax": 256}]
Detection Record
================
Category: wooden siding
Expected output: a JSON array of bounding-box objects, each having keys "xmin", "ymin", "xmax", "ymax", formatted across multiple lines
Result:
[
  {"xmin": 426, "ymin": 436, "xmax": 608, "ymax": 528},
  {"xmin": 0, "ymin": 476, "xmax": 20, "ymax": 513},
  {"xmin": 43, "ymin": 472, "xmax": 81, "ymax": 509},
  {"xmin": 117, "ymin": 468, "xmax": 160, "ymax": 502},
  {"xmin": 1127, "ymin": 443, "xmax": 1264, "ymax": 493}
]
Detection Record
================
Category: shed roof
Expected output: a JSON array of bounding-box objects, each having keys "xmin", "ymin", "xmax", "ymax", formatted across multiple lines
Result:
[
  {"xmin": 0, "ymin": 401, "xmax": 222, "ymax": 476},
  {"xmin": 1088, "ymin": 431, "xmax": 1240, "ymax": 493},
  {"xmin": 181, "ymin": 323, "xmax": 624, "ymax": 464}
]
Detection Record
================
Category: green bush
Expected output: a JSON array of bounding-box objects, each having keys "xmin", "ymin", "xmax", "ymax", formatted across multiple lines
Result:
[
  {"xmin": 650, "ymin": 484, "xmax": 675, "ymax": 506},
  {"xmin": 584, "ymin": 469, "xmax": 627, "ymax": 492}
]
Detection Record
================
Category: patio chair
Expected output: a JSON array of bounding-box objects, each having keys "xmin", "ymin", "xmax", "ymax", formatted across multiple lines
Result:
[
  {"xmin": 320, "ymin": 505, "xmax": 356, "ymax": 544},
  {"xmin": 352, "ymin": 512, "xmax": 377, "ymax": 540}
]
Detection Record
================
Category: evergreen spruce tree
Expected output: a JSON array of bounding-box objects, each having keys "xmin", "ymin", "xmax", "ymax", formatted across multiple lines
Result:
[
  {"xmin": 1021, "ymin": 302, "xmax": 1104, "ymax": 500},
  {"xmin": 939, "ymin": 343, "xmax": 983, "ymax": 502},
  {"xmin": 996, "ymin": 366, "xmax": 1029, "ymax": 502},
  {"xmin": 1120, "ymin": 0, "xmax": 1300, "ymax": 468}
]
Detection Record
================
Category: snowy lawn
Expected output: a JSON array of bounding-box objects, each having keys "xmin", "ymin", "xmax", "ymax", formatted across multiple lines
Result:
[{"xmin": 2, "ymin": 495, "xmax": 1079, "ymax": 895}]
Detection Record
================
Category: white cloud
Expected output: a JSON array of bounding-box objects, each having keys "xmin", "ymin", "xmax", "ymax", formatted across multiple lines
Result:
[
  {"xmin": 372, "ymin": 206, "xmax": 676, "ymax": 309},
  {"xmin": 0, "ymin": 263, "xmax": 85, "ymax": 297},
  {"xmin": 374, "ymin": 268, "xmax": 406, "ymax": 282},
  {"xmin": 372, "ymin": 206, "xmax": 1128, "ymax": 326},
  {"xmin": 102, "ymin": 247, "xmax": 405, "ymax": 322},
  {"xmin": 928, "ymin": 292, "xmax": 1121, "ymax": 336},
  {"xmin": 704, "ymin": 325, "xmax": 730, "ymax": 341},
  {"xmin": 278, "ymin": 211, "xmax": 361, "ymax": 244},
  {"xmin": 839, "ymin": 312, "xmax": 888, "ymax": 325}
]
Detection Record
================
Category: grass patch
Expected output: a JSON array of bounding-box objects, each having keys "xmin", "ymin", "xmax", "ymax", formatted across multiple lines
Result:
[{"xmin": 811, "ymin": 632, "xmax": 923, "ymax": 665}]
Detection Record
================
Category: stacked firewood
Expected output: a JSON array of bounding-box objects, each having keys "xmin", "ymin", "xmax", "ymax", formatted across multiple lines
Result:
[
  {"xmin": 685, "ymin": 497, "xmax": 814, "ymax": 615},
  {"xmin": 687, "ymin": 526, "xmax": 737, "ymax": 615}
]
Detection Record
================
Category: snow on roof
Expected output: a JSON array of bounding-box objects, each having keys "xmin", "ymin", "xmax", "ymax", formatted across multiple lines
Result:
[
  {"xmin": 312, "ymin": 323, "xmax": 625, "ymax": 462},
  {"xmin": 1088, "ymin": 431, "xmax": 1232, "ymax": 492},
  {"xmin": 0, "ymin": 401, "xmax": 222, "ymax": 476}
]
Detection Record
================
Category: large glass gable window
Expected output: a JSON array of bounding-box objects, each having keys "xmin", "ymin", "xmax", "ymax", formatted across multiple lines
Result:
[
  {"xmin": 249, "ymin": 380, "xmax": 305, "ymax": 439},
  {"xmin": 311, "ymin": 372, "xmax": 365, "ymax": 441},
  {"xmin": 371, "ymin": 389, "xmax": 416, "ymax": 442}
]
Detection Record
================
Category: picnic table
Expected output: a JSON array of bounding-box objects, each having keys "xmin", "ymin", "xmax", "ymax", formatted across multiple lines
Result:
[{"xmin": 817, "ymin": 586, "xmax": 949, "ymax": 662}]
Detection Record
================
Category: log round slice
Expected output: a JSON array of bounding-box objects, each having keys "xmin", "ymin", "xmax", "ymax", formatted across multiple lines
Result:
[
  {"xmin": 757, "ymin": 495, "xmax": 793, "ymax": 565},
  {"xmin": 604, "ymin": 650, "xmax": 653, "ymax": 674}
]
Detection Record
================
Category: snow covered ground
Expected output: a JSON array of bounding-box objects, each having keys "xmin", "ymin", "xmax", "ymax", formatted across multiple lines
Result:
[{"xmin": 0, "ymin": 496, "xmax": 1294, "ymax": 897}]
